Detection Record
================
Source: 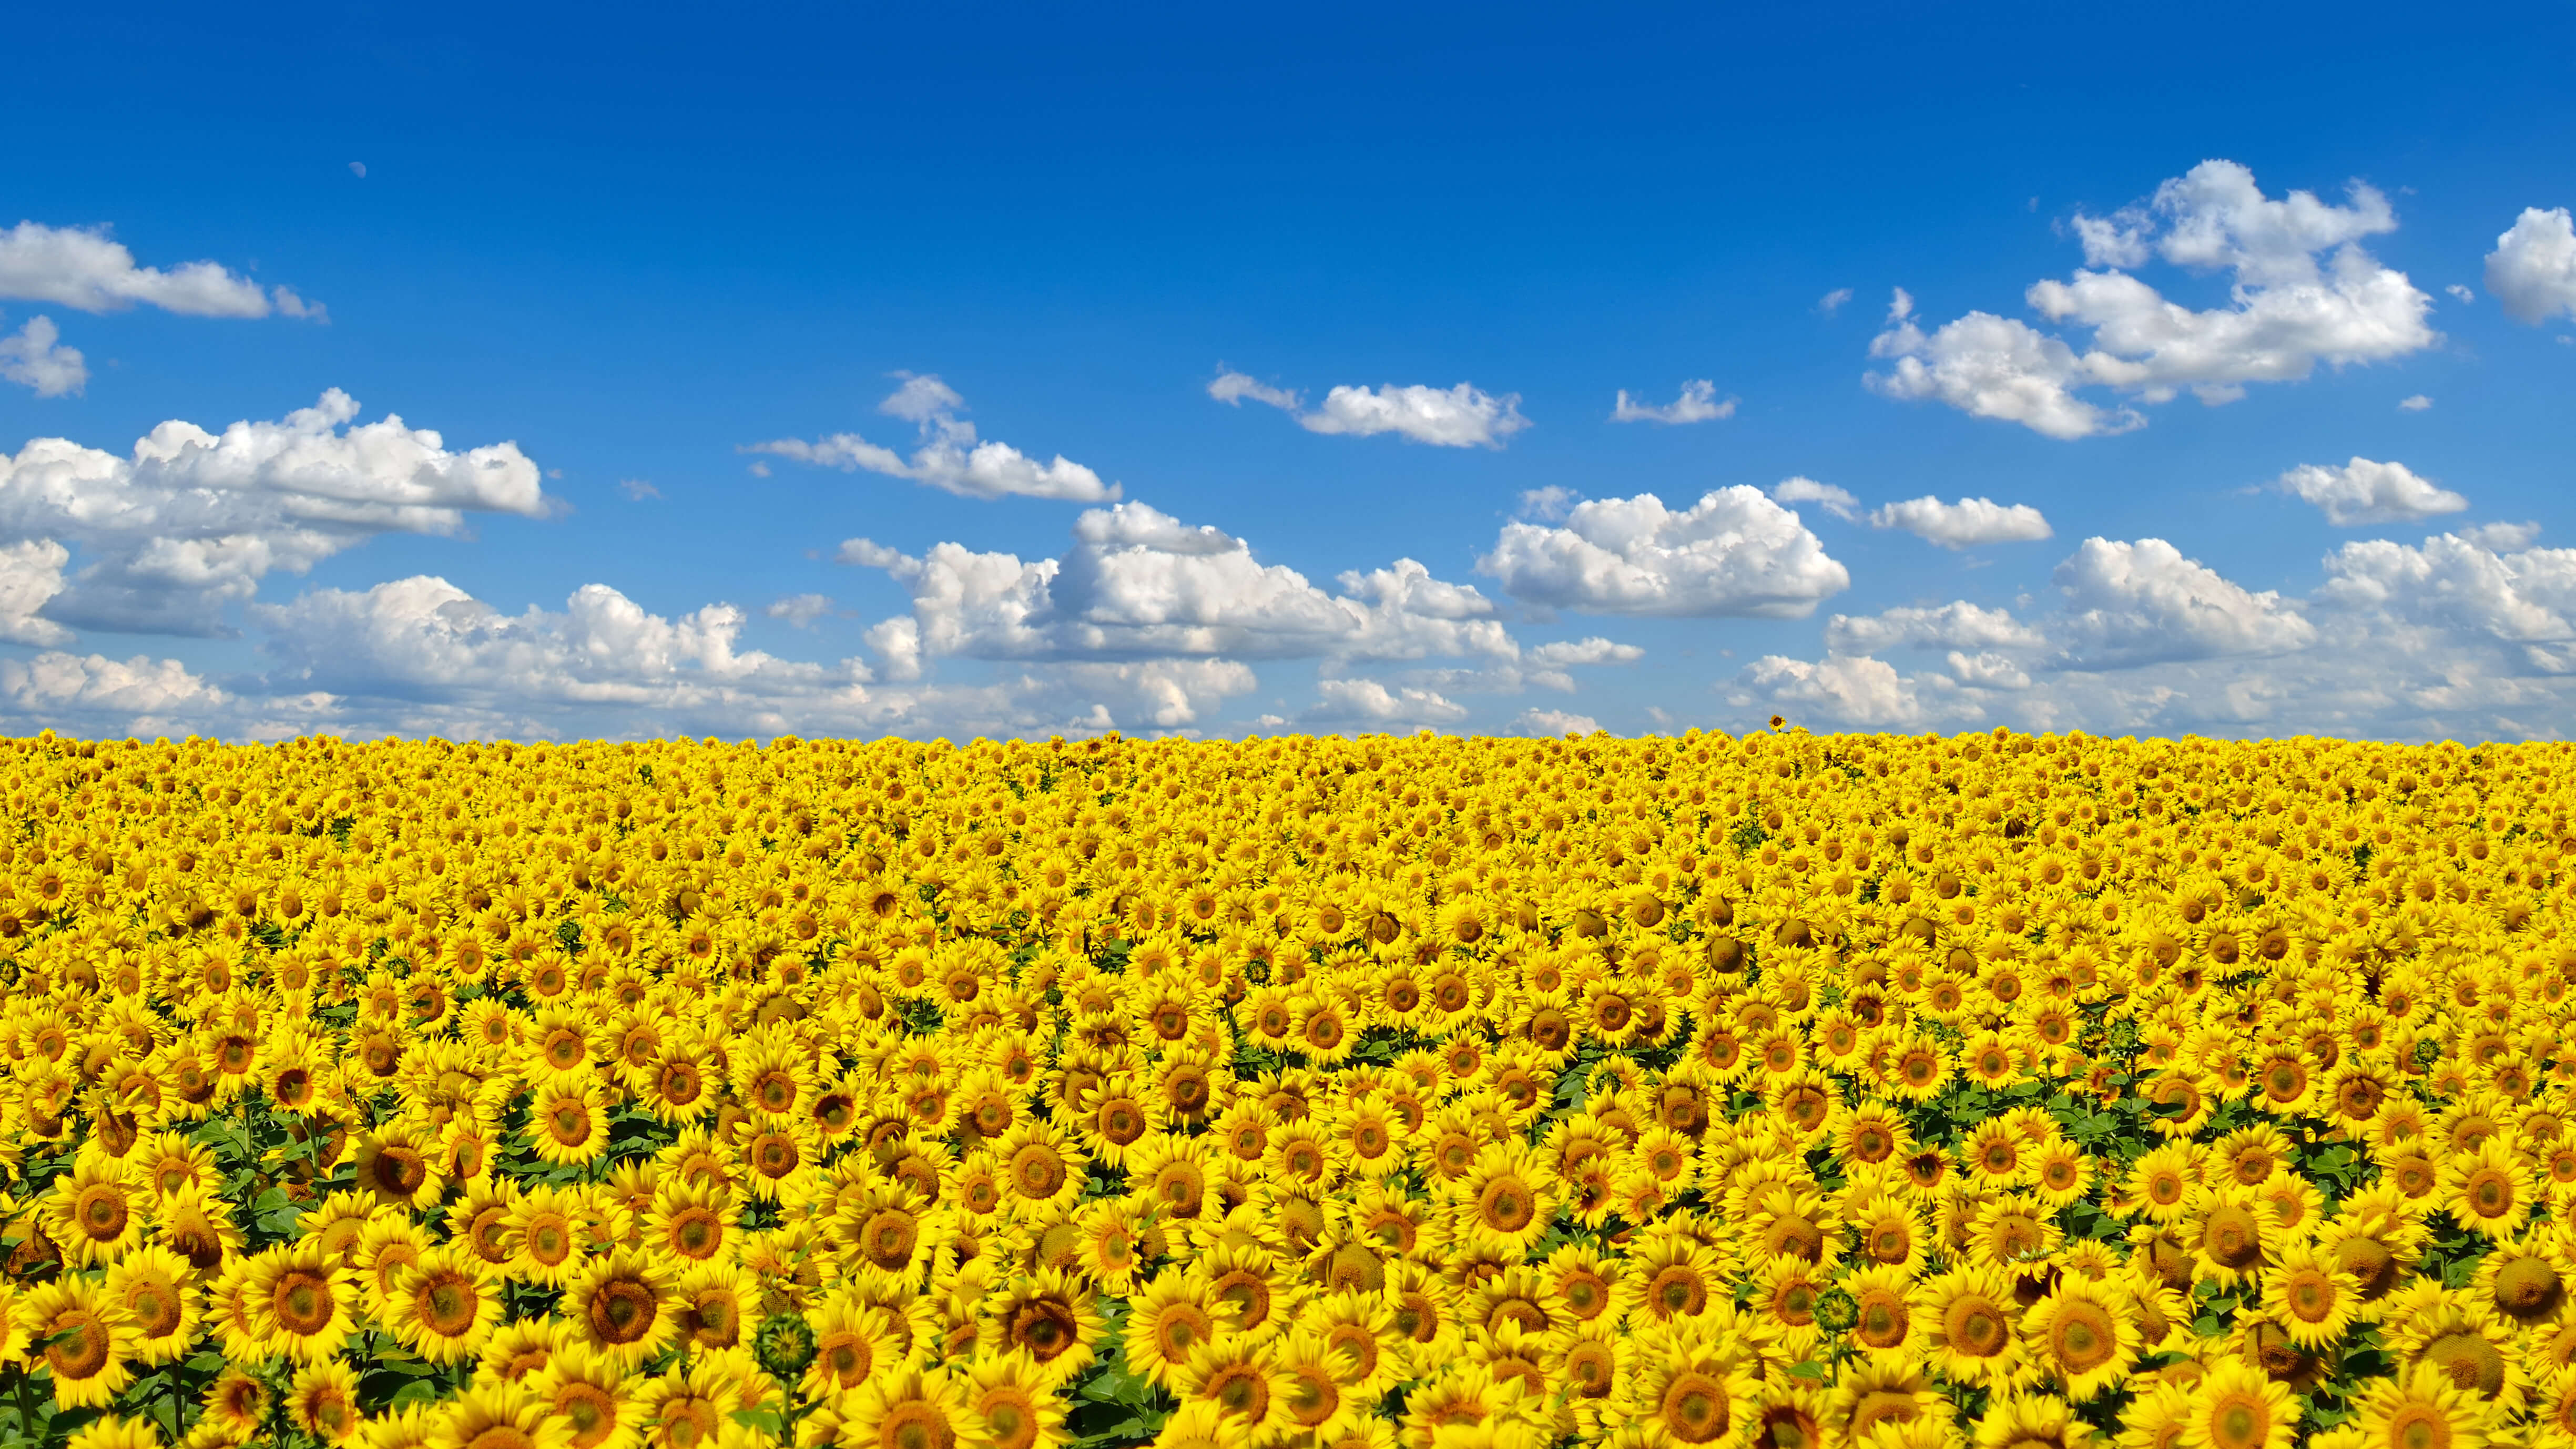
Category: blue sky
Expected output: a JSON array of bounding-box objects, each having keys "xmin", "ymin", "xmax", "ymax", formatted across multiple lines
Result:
[{"xmin": 3, "ymin": 1, "xmax": 2573, "ymax": 741}]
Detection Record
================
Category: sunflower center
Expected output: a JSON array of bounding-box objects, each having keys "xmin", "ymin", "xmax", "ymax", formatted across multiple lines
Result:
[
  {"xmin": 1944, "ymin": 1296, "xmax": 2009, "ymax": 1356},
  {"xmin": 273, "ymin": 1270, "xmax": 337, "ymax": 1336},
  {"xmin": 1660, "ymin": 1372, "xmax": 1731, "ymax": 1443},
  {"xmin": 587, "ymin": 1278, "xmax": 658, "ymax": 1344}
]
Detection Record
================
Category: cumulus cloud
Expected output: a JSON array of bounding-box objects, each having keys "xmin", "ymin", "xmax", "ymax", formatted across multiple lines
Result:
[
  {"xmin": 1206, "ymin": 370, "xmax": 1299, "ymax": 411},
  {"xmin": 1210, "ymin": 369, "xmax": 1529, "ymax": 447},
  {"xmin": 0, "ymin": 650, "xmax": 229, "ymax": 732},
  {"xmin": 1770, "ymin": 477, "xmax": 1859, "ymax": 522},
  {"xmin": 1611, "ymin": 380, "xmax": 1734, "ymax": 424},
  {"xmin": 1824, "ymin": 600, "xmax": 2042, "ymax": 656},
  {"xmin": 0, "ymin": 390, "xmax": 549, "ymax": 636},
  {"xmin": 0, "ymin": 220, "xmax": 322, "ymax": 320},
  {"xmin": 1867, "ymin": 495, "xmax": 2054, "ymax": 548},
  {"xmin": 1304, "ymin": 678, "xmax": 1468, "ymax": 726},
  {"xmin": 1528, "ymin": 637, "xmax": 1645, "ymax": 667},
  {"xmin": 1869, "ymin": 161, "xmax": 2436, "ymax": 438},
  {"xmin": 1735, "ymin": 526, "xmax": 2576, "ymax": 739},
  {"xmin": 1515, "ymin": 707, "xmax": 1600, "ymax": 736},
  {"xmin": 765, "ymin": 594, "xmax": 834, "ymax": 627},
  {"xmin": 744, "ymin": 374, "xmax": 1118, "ymax": 502},
  {"xmin": 841, "ymin": 500, "xmax": 1516, "ymax": 671},
  {"xmin": 2485, "ymin": 207, "xmax": 2576, "ymax": 324},
  {"xmin": 2276, "ymin": 457, "xmax": 2468, "ymax": 526},
  {"xmin": 1478, "ymin": 486, "xmax": 1849, "ymax": 618},
  {"xmin": 2315, "ymin": 532, "xmax": 2576, "ymax": 645},
  {"xmin": 1517, "ymin": 486, "xmax": 1580, "ymax": 523},
  {"xmin": 1738, "ymin": 654, "xmax": 1925, "ymax": 727},
  {"xmin": 0, "ymin": 541, "xmax": 73, "ymax": 647},
  {"xmin": 0, "ymin": 317, "xmax": 84, "ymax": 397},
  {"xmin": 2052, "ymin": 536, "xmax": 2315, "ymax": 667},
  {"xmin": 1817, "ymin": 288, "xmax": 1855, "ymax": 316},
  {"xmin": 2398, "ymin": 395, "xmax": 2432, "ymax": 412}
]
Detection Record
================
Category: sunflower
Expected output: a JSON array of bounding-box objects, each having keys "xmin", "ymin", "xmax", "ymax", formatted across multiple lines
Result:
[
  {"xmin": 565, "ymin": 1249, "xmax": 679, "ymax": 1373},
  {"xmin": 507, "ymin": 1186, "xmax": 588, "ymax": 1288},
  {"xmin": 982, "ymin": 1268, "xmax": 1102, "ymax": 1387},
  {"xmin": 844, "ymin": 1365, "xmax": 975, "ymax": 1449},
  {"xmin": 963, "ymin": 1349, "xmax": 1069, "ymax": 1449},
  {"xmin": 2350, "ymin": 1365, "xmax": 2494, "ymax": 1449},
  {"xmin": 526, "ymin": 1341, "xmax": 645, "ymax": 1449},
  {"xmin": 527, "ymin": 1074, "xmax": 613, "ymax": 1168},
  {"xmin": 2262, "ymin": 1240, "xmax": 2363, "ymax": 1348},
  {"xmin": 1126, "ymin": 1272, "xmax": 1223, "ymax": 1392},
  {"xmin": 1834, "ymin": 1361, "xmax": 1946, "ymax": 1447},
  {"xmin": 2443, "ymin": 1139, "xmax": 2537, "ymax": 1240},
  {"xmin": 1179, "ymin": 1335, "xmax": 1294, "ymax": 1445},
  {"xmin": 1842, "ymin": 1263, "xmax": 1921, "ymax": 1358},
  {"xmin": 351, "ymin": 1125, "xmax": 446, "ymax": 1213},
  {"xmin": 993, "ymin": 1119, "xmax": 1087, "ymax": 1217},
  {"xmin": 44, "ymin": 1159, "xmax": 142, "ymax": 1269},
  {"xmin": 1628, "ymin": 1336, "xmax": 1757, "ymax": 1448},
  {"xmin": 630, "ymin": 1359, "xmax": 740, "ymax": 1449},
  {"xmin": 384, "ymin": 1245, "xmax": 503, "ymax": 1365},
  {"xmin": 99, "ymin": 1242, "xmax": 200, "ymax": 1365},
  {"xmin": 288, "ymin": 1358, "xmax": 365, "ymax": 1445},
  {"xmin": 673, "ymin": 1260, "xmax": 754, "ymax": 1355},
  {"xmin": 1454, "ymin": 1142, "xmax": 1559, "ymax": 1256},
  {"xmin": 2186, "ymin": 1188, "xmax": 2283, "ymax": 1291},
  {"xmin": 2023, "ymin": 1278, "xmax": 2141, "ymax": 1401},
  {"xmin": 14, "ymin": 1277, "xmax": 134, "ymax": 1409},
  {"xmin": 248, "ymin": 1240, "xmax": 359, "ymax": 1366},
  {"xmin": 1918, "ymin": 1264, "xmax": 2032, "ymax": 1389},
  {"xmin": 426, "ymin": 1381, "xmax": 575, "ymax": 1449},
  {"xmin": 2177, "ymin": 1358, "xmax": 2298, "ymax": 1449}
]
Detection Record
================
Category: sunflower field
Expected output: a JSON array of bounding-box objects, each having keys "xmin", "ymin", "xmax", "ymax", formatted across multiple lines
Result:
[{"xmin": 0, "ymin": 725, "xmax": 2562, "ymax": 1449}]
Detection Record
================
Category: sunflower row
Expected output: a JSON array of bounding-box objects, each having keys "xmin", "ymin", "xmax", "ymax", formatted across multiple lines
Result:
[{"xmin": 0, "ymin": 728, "xmax": 2563, "ymax": 1449}]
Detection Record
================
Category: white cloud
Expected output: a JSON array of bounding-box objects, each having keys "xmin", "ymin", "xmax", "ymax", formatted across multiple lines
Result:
[
  {"xmin": 0, "ymin": 650, "xmax": 228, "ymax": 730},
  {"xmin": 1211, "ymin": 369, "xmax": 1530, "ymax": 448},
  {"xmin": 2315, "ymin": 533, "xmax": 2576, "ymax": 644},
  {"xmin": 0, "ymin": 220, "xmax": 320, "ymax": 320},
  {"xmin": 233, "ymin": 572, "xmax": 1265, "ymax": 738},
  {"xmin": 2447, "ymin": 284, "xmax": 2474, "ymax": 303},
  {"xmin": 1517, "ymin": 486, "xmax": 1580, "ymax": 522},
  {"xmin": 2398, "ymin": 394, "xmax": 2432, "ymax": 411},
  {"xmin": 0, "ymin": 391, "xmax": 549, "ymax": 636},
  {"xmin": 1478, "ymin": 486, "xmax": 1849, "ymax": 618},
  {"xmin": 1736, "ymin": 654, "xmax": 1925, "ymax": 727},
  {"xmin": 842, "ymin": 500, "xmax": 1515, "ymax": 669},
  {"xmin": 2276, "ymin": 457, "xmax": 2467, "ymax": 526},
  {"xmin": 1304, "ymin": 678, "xmax": 1468, "ymax": 726},
  {"xmin": 2051, "ymin": 537, "xmax": 2315, "ymax": 667},
  {"xmin": 1207, "ymin": 370, "xmax": 1299, "ymax": 411},
  {"xmin": 618, "ymin": 478, "xmax": 663, "ymax": 501},
  {"xmin": 2485, "ymin": 207, "xmax": 2576, "ymax": 325},
  {"xmin": 1611, "ymin": 380, "xmax": 1734, "ymax": 425},
  {"xmin": 2462, "ymin": 522, "xmax": 2541, "ymax": 552},
  {"xmin": 1824, "ymin": 600, "xmax": 2042, "ymax": 655},
  {"xmin": 1770, "ymin": 476, "xmax": 1859, "ymax": 522},
  {"xmin": 1528, "ymin": 636, "xmax": 1644, "ymax": 666},
  {"xmin": 765, "ymin": 594, "xmax": 833, "ymax": 627},
  {"xmin": 744, "ymin": 374, "xmax": 1118, "ymax": 502},
  {"xmin": 1870, "ymin": 162, "xmax": 2436, "ymax": 438},
  {"xmin": 1735, "ymin": 527, "xmax": 2576, "ymax": 740},
  {"xmin": 1867, "ymin": 495, "xmax": 2053, "ymax": 548},
  {"xmin": 0, "ymin": 317, "xmax": 84, "ymax": 397},
  {"xmin": 1515, "ymin": 707, "xmax": 1599, "ymax": 736},
  {"xmin": 1818, "ymin": 288, "xmax": 1855, "ymax": 316},
  {"xmin": 0, "ymin": 541, "xmax": 72, "ymax": 646}
]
